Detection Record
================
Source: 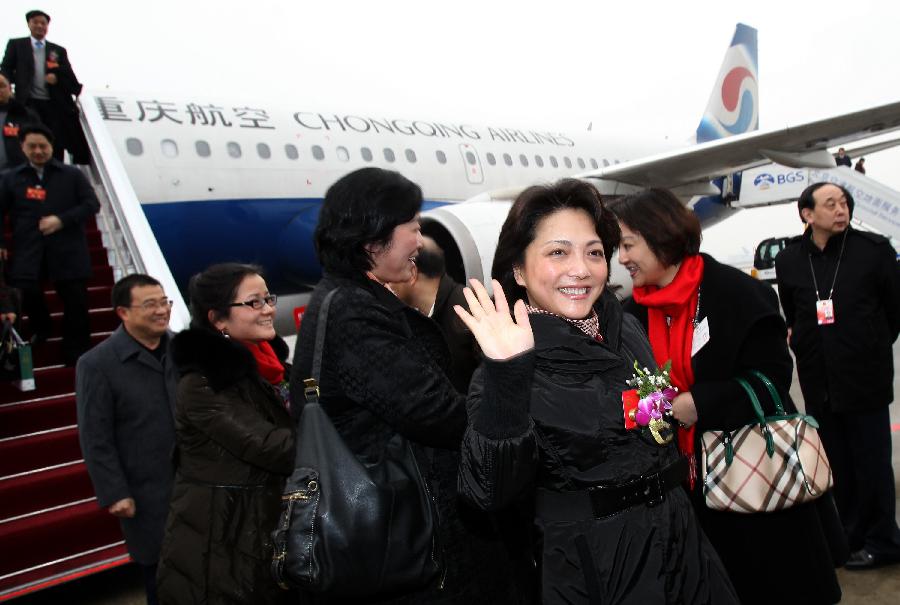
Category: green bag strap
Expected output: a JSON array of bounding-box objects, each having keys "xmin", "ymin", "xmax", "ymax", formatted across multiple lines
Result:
[
  {"xmin": 747, "ymin": 370, "xmax": 786, "ymax": 416},
  {"xmin": 734, "ymin": 376, "xmax": 775, "ymax": 458}
]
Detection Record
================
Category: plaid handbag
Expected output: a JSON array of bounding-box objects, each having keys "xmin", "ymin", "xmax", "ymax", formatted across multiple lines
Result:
[{"xmin": 701, "ymin": 370, "xmax": 832, "ymax": 513}]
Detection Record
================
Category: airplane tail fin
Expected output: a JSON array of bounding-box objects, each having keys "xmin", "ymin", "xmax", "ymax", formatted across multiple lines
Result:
[{"xmin": 696, "ymin": 23, "xmax": 759, "ymax": 143}]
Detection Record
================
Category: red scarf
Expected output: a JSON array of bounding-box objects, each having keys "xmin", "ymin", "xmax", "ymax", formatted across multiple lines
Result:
[
  {"xmin": 632, "ymin": 254, "xmax": 704, "ymax": 487},
  {"xmin": 243, "ymin": 340, "xmax": 285, "ymax": 385}
]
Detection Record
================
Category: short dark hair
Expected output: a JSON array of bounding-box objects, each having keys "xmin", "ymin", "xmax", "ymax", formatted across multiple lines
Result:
[
  {"xmin": 492, "ymin": 179, "xmax": 620, "ymax": 303},
  {"xmin": 415, "ymin": 239, "xmax": 445, "ymax": 279},
  {"xmin": 188, "ymin": 263, "xmax": 262, "ymax": 332},
  {"xmin": 26, "ymin": 10, "xmax": 50, "ymax": 22},
  {"xmin": 18, "ymin": 122, "xmax": 54, "ymax": 145},
  {"xmin": 797, "ymin": 182, "xmax": 855, "ymax": 222},
  {"xmin": 611, "ymin": 188, "xmax": 702, "ymax": 267},
  {"xmin": 315, "ymin": 168, "xmax": 422, "ymax": 277},
  {"xmin": 112, "ymin": 274, "xmax": 162, "ymax": 308}
]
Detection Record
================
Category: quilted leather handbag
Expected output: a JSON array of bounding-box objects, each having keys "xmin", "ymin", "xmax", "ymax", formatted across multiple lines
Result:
[
  {"xmin": 701, "ymin": 370, "xmax": 832, "ymax": 513},
  {"xmin": 271, "ymin": 288, "xmax": 441, "ymax": 596}
]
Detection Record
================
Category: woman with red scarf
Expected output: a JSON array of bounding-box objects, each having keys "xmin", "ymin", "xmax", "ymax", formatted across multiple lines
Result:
[
  {"xmin": 157, "ymin": 263, "xmax": 296, "ymax": 604},
  {"xmin": 615, "ymin": 188, "xmax": 844, "ymax": 605}
]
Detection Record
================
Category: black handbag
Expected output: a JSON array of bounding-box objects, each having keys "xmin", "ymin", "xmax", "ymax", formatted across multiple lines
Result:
[{"xmin": 271, "ymin": 288, "xmax": 441, "ymax": 597}]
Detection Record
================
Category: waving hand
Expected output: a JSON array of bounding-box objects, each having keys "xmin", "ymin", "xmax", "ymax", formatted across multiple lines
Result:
[{"xmin": 454, "ymin": 279, "xmax": 534, "ymax": 361}]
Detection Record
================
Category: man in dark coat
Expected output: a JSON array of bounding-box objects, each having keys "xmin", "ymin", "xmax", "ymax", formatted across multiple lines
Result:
[
  {"xmin": 0, "ymin": 123, "xmax": 99, "ymax": 365},
  {"xmin": 776, "ymin": 181, "xmax": 900, "ymax": 569},
  {"xmin": 0, "ymin": 71, "xmax": 41, "ymax": 172},
  {"xmin": 390, "ymin": 236, "xmax": 479, "ymax": 393},
  {"xmin": 1, "ymin": 9, "xmax": 89, "ymax": 163},
  {"xmin": 76, "ymin": 274, "xmax": 177, "ymax": 605}
]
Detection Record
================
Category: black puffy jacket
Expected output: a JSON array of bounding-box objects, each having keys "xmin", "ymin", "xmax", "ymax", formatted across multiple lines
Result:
[{"xmin": 157, "ymin": 329, "xmax": 295, "ymax": 605}]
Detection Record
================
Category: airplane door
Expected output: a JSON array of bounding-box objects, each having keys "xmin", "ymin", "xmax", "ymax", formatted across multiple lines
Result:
[{"xmin": 459, "ymin": 143, "xmax": 484, "ymax": 185}]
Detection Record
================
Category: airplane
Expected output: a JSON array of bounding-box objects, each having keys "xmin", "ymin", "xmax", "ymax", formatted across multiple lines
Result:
[
  {"xmin": 75, "ymin": 22, "xmax": 900, "ymax": 306},
  {"xmin": 4, "ymin": 23, "xmax": 900, "ymax": 601}
]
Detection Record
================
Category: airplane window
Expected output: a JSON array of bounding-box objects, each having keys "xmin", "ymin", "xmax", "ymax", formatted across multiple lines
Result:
[
  {"xmin": 227, "ymin": 142, "xmax": 242, "ymax": 158},
  {"xmin": 564, "ymin": 157, "xmax": 572, "ymax": 169},
  {"xmin": 436, "ymin": 150, "xmax": 447, "ymax": 164},
  {"xmin": 257, "ymin": 143, "xmax": 272, "ymax": 159},
  {"xmin": 577, "ymin": 158, "xmax": 586, "ymax": 169},
  {"xmin": 590, "ymin": 159, "xmax": 598, "ymax": 169},
  {"xmin": 361, "ymin": 147, "xmax": 373, "ymax": 162},
  {"xmin": 312, "ymin": 145, "xmax": 325, "ymax": 160},
  {"xmin": 384, "ymin": 148, "xmax": 396, "ymax": 163},
  {"xmin": 519, "ymin": 154, "xmax": 529, "ymax": 167},
  {"xmin": 534, "ymin": 155, "xmax": 544, "ymax": 168},
  {"xmin": 602, "ymin": 159, "xmax": 610, "ymax": 167},
  {"xmin": 503, "ymin": 153, "xmax": 513, "ymax": 166},
  {"xmin": 161, "ymin": 139, "xmax": 178, "ymax": 158},
  {"xmin": 337, "ymin": 146, "xmax": 350, "ymax": 162},
  {"xmin": 125, "ymin": 138, "xmax": 143, "ymax": 156},
  {"xmin": 466, "ymin": 152, "xmax": 477, "ymax": 165},
  {"xmin": 406, "ymin": 149, "xmax": 417, "ymax": 163},
  {"xmin": 614, "ymin": 159, "xmax": 621, "ymax": 164},
  {"xmin": 486, "ymin": 152, "xmax": 496, "ymax": 166},
  {"xmin": 549, "ymin": 156, "xmax": 558, "ymax": 168},
  {"xmin": 285, "ymin": 144, "xmax": 299, "ymax": 160},
  {"xmin": 195, "ymin": 140, "xmax": 211, "ymax": 158}
]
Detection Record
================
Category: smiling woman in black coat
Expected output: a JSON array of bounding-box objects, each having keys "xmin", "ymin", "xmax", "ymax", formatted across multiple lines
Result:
[
  {"xmin": 456, "ymin": 180, "xmax": 737, "ymax": 604},
  {"xmin": 157, "ymin": 264, "xmax": 295, "ymax": 604},
  {"xmin": 615, "ymin": 188, "xmax": 845, "ymax": 605}
]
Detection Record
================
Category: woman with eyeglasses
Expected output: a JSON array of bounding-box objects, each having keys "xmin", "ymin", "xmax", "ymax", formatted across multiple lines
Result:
[
  {"xmin": 157, "ymin": 263, "xmax": 295, "ymax": 604},
  {"xmin": 290, "ymin": 167, "xmax": 533, "ymax": 603}
]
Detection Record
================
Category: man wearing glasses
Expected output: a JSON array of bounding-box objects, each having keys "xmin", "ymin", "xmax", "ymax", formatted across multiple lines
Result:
[{"xmin": 76, "ymin": 274, "xmax": 177, "ymax": 605}]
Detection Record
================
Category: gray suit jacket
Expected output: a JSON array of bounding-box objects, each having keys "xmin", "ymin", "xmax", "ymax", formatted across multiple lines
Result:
[{"xmin": 76, "ymin": 325, "xmax": 177, "ymax": 565}]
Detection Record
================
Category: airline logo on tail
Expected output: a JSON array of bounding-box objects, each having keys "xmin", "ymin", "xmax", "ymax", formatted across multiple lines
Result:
[{"xmin": 696, "ymin": 24, "xmax": 759, "ymax": 143}]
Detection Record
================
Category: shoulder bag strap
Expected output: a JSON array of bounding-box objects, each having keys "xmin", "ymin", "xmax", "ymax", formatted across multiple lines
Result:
[
  {"xmin": 747, "ymin": 369, "xmax": 786, "ymax": 415},
  {"xmin": 734, "ymin": 376, "xmax": 775, "ymax": 458},
  {"xmin": 303, "ymin": 288, "xmax": 339, "ymax": 405}
]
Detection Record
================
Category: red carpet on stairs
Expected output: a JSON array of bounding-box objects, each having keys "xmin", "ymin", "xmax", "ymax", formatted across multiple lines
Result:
[{"xmin": 0, "ymin": 218, "xmax": 132, "ymax": 601}]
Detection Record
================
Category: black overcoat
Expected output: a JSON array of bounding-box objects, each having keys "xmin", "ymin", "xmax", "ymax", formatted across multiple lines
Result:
[
  {"xmin": 290, "ymin": 274, "xmax": 533, "ymax": 604},
  {"xmin": 1, "ymin": 37, "xmax": 82, "ymax": 111},
  {"xmin": 75, "ymin": 326, "xmax": 177, "ymax": 565},
  {"xmin": 775, "ymin": 227, "xmax": 900, "ymax": 413},
  {"xmin": 157, "ymin": 329, "xmax": 295, "ymax": 605},
  {"xmin": 626, "ymin": 253, "xmax": 844, "ymax": 605},
  {"xmin": 0, "ymin": 159, "xmax": 99, "ymax": 281},
  {"xmin": 0, "ymin": 98, "xmax": 41, "ymax": 170},
  {"xmin": 459, "ymin": 290, "xmax": 738, "ymax": 605}
]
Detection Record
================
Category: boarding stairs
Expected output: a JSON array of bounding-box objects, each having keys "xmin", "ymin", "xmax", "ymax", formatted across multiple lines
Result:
[{"xmin": 0, "ymin": 102, "xmax": 189, "ymax": 601}]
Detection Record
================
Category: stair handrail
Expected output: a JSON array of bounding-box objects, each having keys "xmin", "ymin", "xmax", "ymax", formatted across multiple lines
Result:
[{"xmin": 77, "ymin": 95, "xmax": 190, "ymax": 331}]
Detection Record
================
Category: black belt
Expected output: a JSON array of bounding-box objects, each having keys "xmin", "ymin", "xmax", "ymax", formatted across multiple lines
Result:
[{"xmin": 535, "ymin": 457, "xmax": 688, "ymax": 522}]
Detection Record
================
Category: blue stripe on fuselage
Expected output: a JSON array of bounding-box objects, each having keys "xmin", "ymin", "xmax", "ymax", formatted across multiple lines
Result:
[{"xmin": 141, "ymin": 197, "xmax": 448, "ymax": 292}]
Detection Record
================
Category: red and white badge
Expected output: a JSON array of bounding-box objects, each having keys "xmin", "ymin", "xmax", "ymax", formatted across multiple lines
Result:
[
  {"xmin": 25, "ymin": 186, "xmax": 46, "ymax": 202},
  {"xmin": 816, "ymin": 299, "xmax": 835, "ymax": 325},
  {"xmin": 46, "ymin": 60, "xmax": 59, "ymax": 69},
  {"xmin": 2, "ymin": 124, "xmax": 18, "ymax": 137}
]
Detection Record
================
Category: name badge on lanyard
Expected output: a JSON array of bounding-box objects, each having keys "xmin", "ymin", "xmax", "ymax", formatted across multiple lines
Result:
[
  {"xmin": 816, "ymin": 299, "xmax": 835, "ymax": 325},
  {"xmin": 691, "ymin": 316, "xmax": 710, "ymax": 357}
]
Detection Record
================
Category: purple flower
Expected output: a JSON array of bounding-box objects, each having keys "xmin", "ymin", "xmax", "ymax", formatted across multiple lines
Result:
[
  {"xmin": 636, "ymin": 397, "xmax": 654, "ymax": 426},
  {"xmin": 635, "ymin": 409, "xmax": 651, "ymax": 426},
  {"xmin": 662, "ymin": 387, "xmax": 678, "ymax": 401}
]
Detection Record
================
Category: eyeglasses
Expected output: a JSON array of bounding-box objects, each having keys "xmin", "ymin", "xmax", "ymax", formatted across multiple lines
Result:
[
  {"xmin": 130, "ymin": 298, "xmax": 174, "ymax": 311},
  {"xmin": 228, "ymin": 294, "xmax": 277, "ymax": 310}
]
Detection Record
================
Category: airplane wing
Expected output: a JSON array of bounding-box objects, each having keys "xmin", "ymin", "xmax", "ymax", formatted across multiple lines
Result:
[{"xmin": 576, "ymin": 100, "xmax": 900, "ymax": 193}]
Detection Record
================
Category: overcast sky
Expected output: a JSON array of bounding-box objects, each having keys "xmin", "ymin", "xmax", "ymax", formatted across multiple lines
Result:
[{"xmin": 3, "ymin": 0, "xmax": 899, "ymax": 244}]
